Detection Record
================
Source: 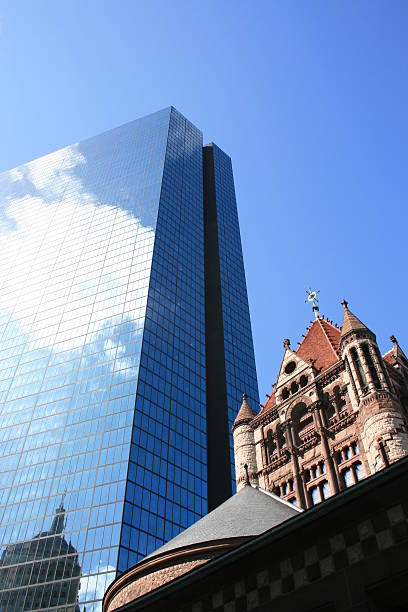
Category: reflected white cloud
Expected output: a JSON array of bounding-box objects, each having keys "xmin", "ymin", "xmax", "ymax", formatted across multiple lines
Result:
[{"xmin": 0, "ymin": 143, "xmax": 154, "ymax": 360}]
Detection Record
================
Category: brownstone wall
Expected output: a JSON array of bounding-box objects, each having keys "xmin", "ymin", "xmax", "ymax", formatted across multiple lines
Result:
[{"xmin": 107, "ymin": 554, "xmax": 215, "ymax": 611}]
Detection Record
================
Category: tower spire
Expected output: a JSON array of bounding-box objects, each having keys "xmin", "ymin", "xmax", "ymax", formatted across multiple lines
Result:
[{"xmin": 50, "ymin": 494, "xmax": 66, "ymax": 535}]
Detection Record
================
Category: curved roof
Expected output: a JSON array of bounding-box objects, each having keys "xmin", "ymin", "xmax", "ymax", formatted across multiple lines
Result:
[{"xmin": 147, "ymin": 485, "xmax": 300, "ymax": 559}]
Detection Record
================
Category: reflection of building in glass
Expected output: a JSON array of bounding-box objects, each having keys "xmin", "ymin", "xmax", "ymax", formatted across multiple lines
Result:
[
  {"xmin": 0, "ymin": 107, "xmax": 258, "ymax": 610},
  {"xmin": 0, "ymin": 499, "xmax": 81, "ymax": 611}
]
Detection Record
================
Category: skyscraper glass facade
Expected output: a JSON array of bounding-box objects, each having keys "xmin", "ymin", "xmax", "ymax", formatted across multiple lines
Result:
[{"xmin": 0, "ymin": 107, "xmax": 258, "ymax": 611}]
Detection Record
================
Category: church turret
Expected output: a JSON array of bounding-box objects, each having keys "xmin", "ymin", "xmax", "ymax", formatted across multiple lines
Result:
[
  {"xmin": 232, "ymin": 394, "xmax": 259, "ymax": 491},
  {"xmin": 340, "ymin": 300, "xmax": 408, "ymax": 473}
]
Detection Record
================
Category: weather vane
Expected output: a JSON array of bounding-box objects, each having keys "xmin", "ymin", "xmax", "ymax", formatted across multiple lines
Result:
[{"xmin": 305, "ymin": 288, "xmax": 320, "ymax": 319}]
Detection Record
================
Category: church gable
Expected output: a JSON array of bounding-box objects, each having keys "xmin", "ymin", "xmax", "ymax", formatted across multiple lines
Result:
[{"xmin": 274, "ymin": 340, "xmax": 314, "ymax": 403}]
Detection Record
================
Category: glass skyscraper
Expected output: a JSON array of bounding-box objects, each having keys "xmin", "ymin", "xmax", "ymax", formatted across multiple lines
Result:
[{"xmin": 0, "ymin": 107, "xmax": 258, "ymax": 611}]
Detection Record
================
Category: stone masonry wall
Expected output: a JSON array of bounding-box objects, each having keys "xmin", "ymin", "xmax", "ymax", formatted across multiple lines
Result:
[
  {"xmin": 107, "ymin": 555, "xmax": 216, "ymax": 611},
  {"xmin": 233, "ymin": 423, "xmax": 258, "ymax": 491},
  {"xmin": 361, "ymin": 408, "xmax": 408, "ymax": 473}
]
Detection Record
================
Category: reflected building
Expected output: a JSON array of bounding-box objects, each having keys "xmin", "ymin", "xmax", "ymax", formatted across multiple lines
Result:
[
  {"xmin": 0, "ymin": 108, "xmax": 258, "ymax": 611},
  {"xmin": 0, "ymin": 499, "xmax": 81, "ymax": 611}
]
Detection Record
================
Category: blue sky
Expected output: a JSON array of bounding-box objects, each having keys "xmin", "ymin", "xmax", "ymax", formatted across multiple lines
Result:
[{"xmin": 0, "ymin": 1, "xmax": 407, "ymax": 405}]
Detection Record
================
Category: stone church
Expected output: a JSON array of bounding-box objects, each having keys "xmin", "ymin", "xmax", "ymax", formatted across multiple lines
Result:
[{"xmin": 233, "ymin": 300, "xmax": 408, "ymax": 508}]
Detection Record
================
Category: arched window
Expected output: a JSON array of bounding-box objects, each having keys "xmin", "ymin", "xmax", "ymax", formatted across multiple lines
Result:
[
  {"xmin": 333, "ymin": 385, "xmax": 345, "ymax": 414},
  {"xmin": 350, "ymin": 347, "xmax": 368, "ymax": 391},
  {"xmin": 299, "ymin": 375, "xmax": 308, "ymax": 388},
  {"xmin": 277, "ymin": 427, "xmax": 286, "ymax": 449},
  {"xmin": 292, "ymin": 402, "xmax": 313, "ymax": 444},
  {"xmin": 266, "ymin": 430, "xmax": 276, "ymax": 463},
  {"xmin": 291, "ymin": 381, "xmax": 299, "ymax": 395},
  {"xmin": 362, "ymin": 344, "xmax": 381, "ymax": 389},
  {"xmin": 282, "ymin": 387, "xmax": 290, "ymax": 401},
  {"xmin": 323, "ymin": 391, "xmax": 335, "ymax": 423}
]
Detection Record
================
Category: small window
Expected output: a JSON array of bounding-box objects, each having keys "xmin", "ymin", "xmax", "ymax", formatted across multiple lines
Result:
[
  {"xmin": 321, "ymin": 480, "xmax": 331, "ymax": 500},
  {"xmin": 291, "ymin": 381, "xmax": 299, "ymax": 395},
  {"xmin": 300, "ymin": 375, "xmax": 308, "ymax": 388},
  {"xmin": 351, "ymin": 441, "xmax": 358, "ymax": 456},
  {"xmin": 343, "ymin": 468, "xmax": 354, "ymax": 488},
  {"xmin": 282, "ymin": 387, "xmax": 290, "ymax": 401},
  {"xmin": 311, "ymin": 486, "xmax": 321, "ymax": 505},
  {"xmin": 289, "ymin": 497, "xmax": 298, "ymax": 506},
  {"xmin": 354, "ymin": 461, "xmax": 365, "ymax": 481},
  {"xmin": 320, "ymin": 462, "xmax": 326, "ymax": 475},
  {"xmin": 285, "ymin": 361, "xmax": 296, "ymax": 374}
]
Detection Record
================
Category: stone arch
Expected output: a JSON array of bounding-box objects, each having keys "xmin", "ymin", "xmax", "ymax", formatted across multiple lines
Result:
[
  {"xmin": 285, "ymin": 395, "xmax": 312, "ymax": 421},
  {"xmin": 289, "ymin": 399, "xmax": 314, "ymax": 445}
]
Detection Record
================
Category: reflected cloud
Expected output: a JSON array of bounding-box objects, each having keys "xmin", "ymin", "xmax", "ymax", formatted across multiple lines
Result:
[{"xmin": 0, "ymin": 143, "xmax": 154, "ymax": 368}]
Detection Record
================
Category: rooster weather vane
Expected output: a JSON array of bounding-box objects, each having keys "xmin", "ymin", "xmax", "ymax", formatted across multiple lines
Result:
[{"xmin": 305, "ymin": 288, "xmax": 320, "ymax": 318}]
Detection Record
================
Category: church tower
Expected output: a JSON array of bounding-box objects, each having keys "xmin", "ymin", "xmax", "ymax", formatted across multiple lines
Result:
[
  {"xmin": 339, "ymin": 300, "xmax": 408, "ymax": 472},
  {"xmin": 233, "ymin": 297, "xmax": 408, "ymax": 510}
]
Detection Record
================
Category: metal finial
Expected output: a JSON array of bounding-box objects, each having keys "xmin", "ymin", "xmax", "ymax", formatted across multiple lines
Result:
[
  {"xmin": 305, "ymin": 288, "xmax": 320, "ymax": 319},
  {"xmin": 283, "ymin": 338, "xmax": 290, "ymax": 349},
  {"xmin": 390, "ymin": 335, "xmax": 397, "ymax": 345},
  {"xmin": 242, "ymin": 392, "xmax": 248, "ymax": 402},
  {"xmin": 341, "ymin": 298, "xmax": 349, "ymax": 310},
  {"xmin": 243, "ymin": 463, "xmax": 251, "ymax": 486}
]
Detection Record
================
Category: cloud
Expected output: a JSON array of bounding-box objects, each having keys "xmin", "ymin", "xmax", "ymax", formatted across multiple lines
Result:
[{"xmin": 0, "ymin": 143, "xmax": 155, "ymax": 376}]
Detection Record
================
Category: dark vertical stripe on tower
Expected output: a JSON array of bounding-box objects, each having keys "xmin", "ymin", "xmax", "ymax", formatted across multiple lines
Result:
[{"xmin": 203, "ymin": 143, "xmax": 233, "ymax": 510}]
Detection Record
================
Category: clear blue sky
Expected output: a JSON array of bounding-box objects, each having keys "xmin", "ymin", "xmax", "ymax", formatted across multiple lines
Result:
[{"xmin": 1, "ymin": 1, "xmax": 407, "ymax": 406}]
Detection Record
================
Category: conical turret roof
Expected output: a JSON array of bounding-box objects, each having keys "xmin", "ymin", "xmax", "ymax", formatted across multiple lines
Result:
[
  {"xmin": 232, "ymin": 393, "xmax": 255, "ymax": 430},
  {"xmin": 340, "ymin": 299, "xmax": 373, "ymax": 338}
]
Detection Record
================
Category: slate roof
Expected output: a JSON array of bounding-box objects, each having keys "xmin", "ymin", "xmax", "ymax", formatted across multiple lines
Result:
[
  {"xmin": 146, "ymin": 485, "xmax": 300, "ymax": 559},
  {"xmin": 341, "ymin": 307, "xmax": 371, "ymax": 337},
  {"xmin": 232, "ymin": 393, "xmax": 256, "ymax": 430}
]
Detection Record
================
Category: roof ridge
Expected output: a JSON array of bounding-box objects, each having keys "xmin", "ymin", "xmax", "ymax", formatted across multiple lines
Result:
[{"xmin": 317, "ymin": 317, "xmax": 340, "ymax": 359}]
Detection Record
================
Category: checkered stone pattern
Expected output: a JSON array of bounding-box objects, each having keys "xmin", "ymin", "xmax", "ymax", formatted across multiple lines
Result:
[{"xmin": 178, "ymin": 502, "xmax": 408, "ymax": 612}]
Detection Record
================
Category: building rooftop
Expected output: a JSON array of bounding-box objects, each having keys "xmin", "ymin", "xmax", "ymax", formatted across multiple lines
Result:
[{"xmin": 146, "ymin": 485, "xmax": 301, "ymax": 559}]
